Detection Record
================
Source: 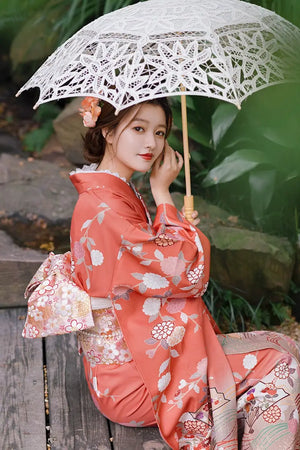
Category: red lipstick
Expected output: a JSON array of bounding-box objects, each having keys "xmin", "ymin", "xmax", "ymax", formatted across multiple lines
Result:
[{"xmin": 139, "ymin": 153, "xmax": 153, "ymax": 161}]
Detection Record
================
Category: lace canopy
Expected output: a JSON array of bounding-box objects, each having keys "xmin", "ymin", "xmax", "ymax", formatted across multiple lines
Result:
[{"xmin": 17, "ymin": 0, "xmax": 300, "ymax": 110}]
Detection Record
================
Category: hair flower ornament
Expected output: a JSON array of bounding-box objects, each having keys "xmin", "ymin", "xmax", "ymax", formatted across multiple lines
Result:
[{"xmin": 79, "ymin": 96, "xmax": 102, "ymax": 127}]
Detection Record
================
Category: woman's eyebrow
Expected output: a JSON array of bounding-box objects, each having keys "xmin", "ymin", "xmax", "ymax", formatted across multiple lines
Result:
[{"xmin": 132, "ymin": 118, "xmax": 166, "ymax": 128}]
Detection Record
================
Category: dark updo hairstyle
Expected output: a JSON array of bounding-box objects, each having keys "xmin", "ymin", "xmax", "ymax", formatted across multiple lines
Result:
[{"xmin": 83, "ymin": 97, "xmax": 173, "ymax": 163}]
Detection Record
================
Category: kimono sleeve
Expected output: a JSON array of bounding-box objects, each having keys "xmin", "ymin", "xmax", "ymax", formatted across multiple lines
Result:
[{"xmin": 112, "ymin": 203, "xmax": 210, "ymax": 299}]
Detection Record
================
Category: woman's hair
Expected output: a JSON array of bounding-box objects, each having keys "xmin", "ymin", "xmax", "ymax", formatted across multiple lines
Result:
[{"xmin": 83, "ymin": 98, "xmax": 173, "ymax": 163}]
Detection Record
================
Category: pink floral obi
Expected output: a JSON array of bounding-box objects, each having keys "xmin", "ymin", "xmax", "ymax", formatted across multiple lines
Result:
[
  {"xmin": 78, "ymin": 309, "xmax": 132, "ymax": 366},
  {"xmin": 23, "ymin": 252, "xmax": 132, "ymax": 366},
  {"xmin": 23, "ymin": 252, "xmax": 94, "ymax": 338}
]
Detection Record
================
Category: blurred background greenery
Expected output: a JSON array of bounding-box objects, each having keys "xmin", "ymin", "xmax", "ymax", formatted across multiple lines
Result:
[{"xmin": 0, "ymin": 0, "xmax": 299, "ymax": 331}]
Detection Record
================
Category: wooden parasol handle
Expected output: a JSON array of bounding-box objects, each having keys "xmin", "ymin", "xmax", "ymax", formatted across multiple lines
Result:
[{"xmin": 180, "ymin": 89, "xmax": 194, "ymax": 222}]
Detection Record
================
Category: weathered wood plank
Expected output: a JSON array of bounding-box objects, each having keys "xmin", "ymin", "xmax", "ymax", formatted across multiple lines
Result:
[
  {"xmin": 46, "ymin": 333, "xmax": 111, "ymax": 449},
  {"xmin": 0, "ymin": 259, "xmax": 44, "ymax": 307},
  {"xmin": 110, "ymin": 423, "xmax": 171, "ymax": 450},
  {"xmin": 0, "ymin": 230, "xmax": 45, "ymax": 307},
  {"xmin": 0, "ymin": 307, "xmax": 46, "ymax": 450}
]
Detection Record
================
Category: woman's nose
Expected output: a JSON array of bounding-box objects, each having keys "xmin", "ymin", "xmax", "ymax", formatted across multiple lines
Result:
[{"xmin": 145, "ymin": 132, "xmax": 156, "ymax": 148}]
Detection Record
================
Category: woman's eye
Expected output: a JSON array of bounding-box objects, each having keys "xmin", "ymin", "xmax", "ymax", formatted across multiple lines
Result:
[
  {"xmin": 156, "ymin": 130, "xmax": 166, "ymax": 137},
  {"xmin": 134, "ymin": 126, "xmax": 144, "ymax": 132}
]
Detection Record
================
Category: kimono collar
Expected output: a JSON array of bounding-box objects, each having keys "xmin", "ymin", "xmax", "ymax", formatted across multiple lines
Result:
[
  {"xmin": 70, "ymin": 169, "xmax": 133, "ymax": 195},
  {"xmin": 69, "ymin": 169, "xmax": 152, "ymax": 224}
]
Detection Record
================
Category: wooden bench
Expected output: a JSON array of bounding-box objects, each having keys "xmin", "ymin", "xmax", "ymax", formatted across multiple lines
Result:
[
  {"xmin": 0, "ymin": 306, "xmax": 170, "ymax": 449},
  {"xmin": 0, "ymin": 237, "xmax": 170, "ymax": 449}
]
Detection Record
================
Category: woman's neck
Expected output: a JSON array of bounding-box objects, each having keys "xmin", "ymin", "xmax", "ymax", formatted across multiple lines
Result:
[{"xmin": 97, "ymin": 154, "xmax": 133, "ymax": 181}]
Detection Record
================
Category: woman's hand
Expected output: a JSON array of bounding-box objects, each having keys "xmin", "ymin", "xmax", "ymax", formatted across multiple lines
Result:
[
  {"xmin": 150, "ymin": 143, "xmax": 183, "ymax": 206},
  {"xmin": 181, "ymin": 207, "xmax": 200, "ymax": 226}
]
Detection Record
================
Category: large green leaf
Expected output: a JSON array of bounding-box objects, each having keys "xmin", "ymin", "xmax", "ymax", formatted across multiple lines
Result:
[
  {"xmin": 249, "ymin": 168, "xmax": 276, "ymax": 223},
  {"xmin": 246, "ymin": 0, "xmax": 300, "ymax": 27},
  {"xmin": 0, "ymin": 0, "xmax": 46, "ymax": 49},
  {"xmin": 103, "ymin": 0, "xmax": 146, "ymax": 14},
  {"xmin": 172, "ymin": 101, "xmax": 213, "ymax": 148},
  {"xmin": 211, "ymin": 102, "xmax": 239, "ymax": 149},
  {"xmin": 202, "ymin": 149, "xmax": 269, "ymax": 187},
  {"xmin": 10, "ymin": 1, "xmax": 66, "ymax": 68},
  {"xmin": 167, "ymin": 132, "xmax": 182, "ymax": 152}
]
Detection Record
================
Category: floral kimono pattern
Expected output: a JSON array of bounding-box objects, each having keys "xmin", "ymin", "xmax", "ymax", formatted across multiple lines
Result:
[{"xmin": 23, "ymin": 170, "xmax": 300, "ymax": 450}]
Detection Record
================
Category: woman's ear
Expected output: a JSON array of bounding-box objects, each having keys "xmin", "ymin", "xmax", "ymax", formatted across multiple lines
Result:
[{"xmin": 102, "ymin": 127, "xmax": 114, "ymax": 144}]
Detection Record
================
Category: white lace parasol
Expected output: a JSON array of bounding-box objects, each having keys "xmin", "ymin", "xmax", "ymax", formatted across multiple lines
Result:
[
  {"xmin": 17, "ymin": 0, "xmax": 300, "ymax": 111},
  {"xmin": 16, "ymin": 0, "xmax": 300, "ymax": 220}
]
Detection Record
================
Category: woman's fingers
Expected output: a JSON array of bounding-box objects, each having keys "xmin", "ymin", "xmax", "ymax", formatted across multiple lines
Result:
[
  {"xmin": 175, "ymin": 151, "xmax": 183, "ymax": 169},
  {"xmin": 163, "ymin": 144, "xmax": 183, "ymax": 172},
  {"xmin": 150, "ymin": 143, "xmax": 183, "ymax": 192},
  {"xmin": 181, "ymin": 207, "xmax": 200, "ymax": 225}
]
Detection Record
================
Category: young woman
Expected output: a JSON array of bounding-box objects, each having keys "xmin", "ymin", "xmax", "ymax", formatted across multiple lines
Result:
[{"xmin": 23, "ymin": 97, "xmax": 300, "ymax": 449}]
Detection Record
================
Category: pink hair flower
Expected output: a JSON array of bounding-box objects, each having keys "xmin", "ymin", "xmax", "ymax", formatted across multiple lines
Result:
[{"xmin": 79, "ymin": 96, "xmax": 101, "ymax": 127}]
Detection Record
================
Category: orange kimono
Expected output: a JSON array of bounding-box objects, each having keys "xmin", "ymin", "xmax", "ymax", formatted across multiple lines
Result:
[{"xmin": 23, "ymin": 168, "xmax": 300, "ymax": 449}]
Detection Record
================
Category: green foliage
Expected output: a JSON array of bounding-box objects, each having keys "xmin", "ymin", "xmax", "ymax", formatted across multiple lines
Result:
[
  {"xmin": 5, "ymin": 0, "xmax": 147, "ymax": 72},
  {"xmin": 211, "ymin": 103, "xmax": 239, "ymax": 149},
  {"xmin": 22, "ymin": 103, "xmax": 61, "ymax": 153},
  {"xmin": 245, "ymin": 0, "xmax": 300, "ymax": 27},
  {"xmin": 202, "ymin": 83, "xmax": 300, "ymax": 238},
  {"xmin": 203, "ymin": 279, "xmax": 293, "ymax": 332},
  {"xmin": 0, "ymin": 0, "xmax": 46, "ymax": 50},
  {"xmin": 168, "ymin": 81, "xmax": 300, "ymax": 240},
  {"xmin": 202, "ymin": 149, "xmax": 270, "ymax": 186}
]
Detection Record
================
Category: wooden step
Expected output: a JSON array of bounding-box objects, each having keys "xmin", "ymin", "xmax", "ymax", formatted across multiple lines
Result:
[
  {"xmin": 0, "ymin": 307, "xmax": 169, "ymax": 449},
  {"xmin": 0, "ymin": 230, "xmax": 45, "ymax": 307}
]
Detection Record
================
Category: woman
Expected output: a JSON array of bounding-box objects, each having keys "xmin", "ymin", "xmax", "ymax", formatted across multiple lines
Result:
[{"xmin": 23, "ymin": 97, "xmax": 300, "ymax": 449}]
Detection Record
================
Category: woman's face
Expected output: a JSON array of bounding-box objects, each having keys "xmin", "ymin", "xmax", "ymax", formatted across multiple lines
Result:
[{"xmin": 104, "ymin": 103, "xmax": 167, "ymax": 180}]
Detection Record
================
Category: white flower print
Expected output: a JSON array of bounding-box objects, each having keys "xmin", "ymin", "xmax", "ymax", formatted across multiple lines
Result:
[
  {"xmin": 158, "ymin": 372, "xmax": 171, "ymax": 392},
  {"xmin": 103, "ymin": 345, "xmax": 119, "ymax": 360},
  {"xmin": 28, "ymin": 305, "xmax": 43, "ymax": 321},
  {"xmin": 61, "ymin": 284, "xmax": 78, "ymax": 300},
  {"xmin": 187, "ymin": 264, "xmax": 204, "ymax": 285},
  {"xmin": 65, "ymin": 319, "xmax": 84, "ymax": 332},
  {"xmin": 142, "ymin": 297, "xmax": 161, "ymax": 316},
  {"xmin": 86, "ymin": 349, "xmax": 102, "ymax": 367},
  {"xmin": 119, "ymin": 348, "xmax": 133, "ymax": 362},
  {"xmin": 243, "ymin": 354, "xmax": 258, "ymax": 370},
  {"xmin": 142, "ymin": 273, "xmax": 169, "ymax": 289},
  {"xmin": 38, "ymin": 280, "xmax": 54, "ymax": 296},
  {"xmin": 90, "ymin": 249, "xmax": 104, "ymax": 266},
  {"xmin": 152, "ymin": 321, "xmax": 174, "ymax": 340},
  {"xmin": 34, "ymin": 310, "xmax": 43, "ymax": 321},
  {"xmin": 167, "ymin": 326, "xmax": 185, "ymax": 347},
  {"xmin": 98, "ymin": 316, "xmax": 114, "ymax": 333},
  {"xmin": 44, "ymin": 317, "xmax": 60, "ymax": 334},
  {"xmin": 263, "ymin": 404, "xmax": 281, "ymax": 423},
  {"xmin": 274, "ymin": 362, "xmax": 290, "ymax": 379},
  {"xmin": 24, "ymin": 324, "xmax": 39, "ymax": 338},
  {"xmin": 36, "ymin": 296, "xmax": 49, "ymax": 307},
  {"xmin": 54, "ymin": 298, "xmax": 72, "ymax": 317}
]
